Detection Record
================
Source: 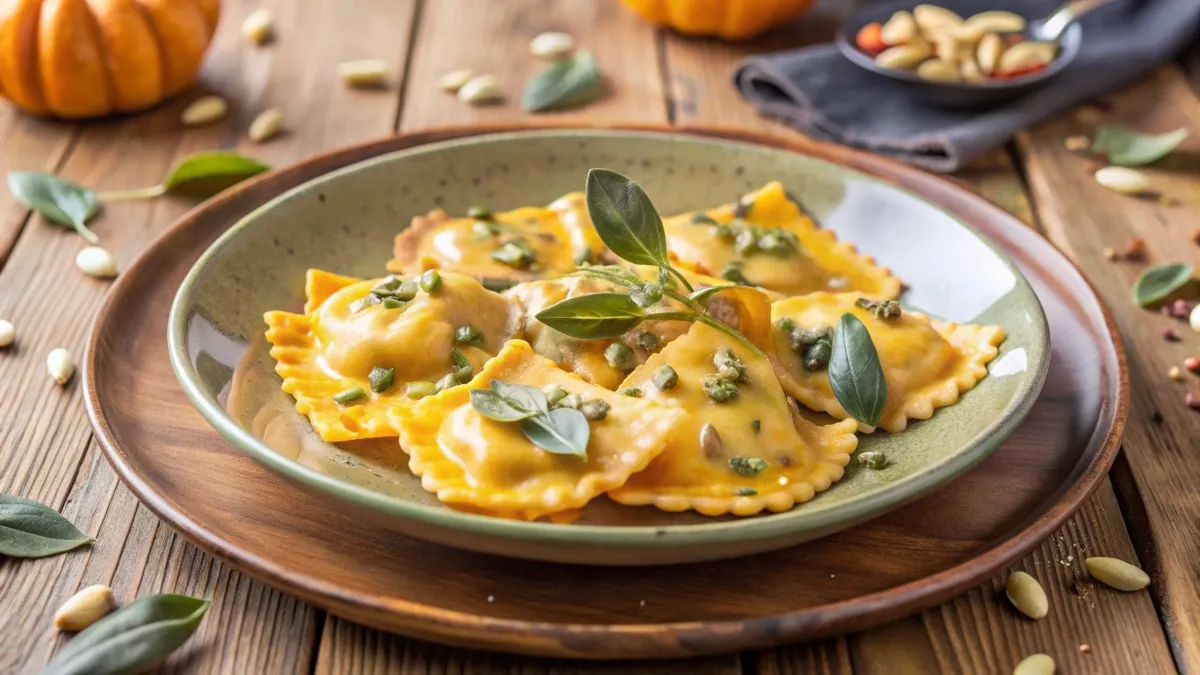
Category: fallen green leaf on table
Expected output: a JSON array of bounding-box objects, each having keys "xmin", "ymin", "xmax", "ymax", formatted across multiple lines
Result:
[
  {"xmin": 6, "ymin": 172, "xmax": 100, "ymax": 243},
  {"xmin": 470, "ymin": 380, "xmax": 590, "ymax": 457},
  {"xmin": 1132, "ymin": 262, "xmax": 1194, "ymax": 307},
  {"xmin": 829, "ymin": 313, "xmax": 888, "ymax": 426},
  {"xmin": 523, "ymin": 49, "xmax": 602, "ymax": 113},
  {"xmin": 1091, "ymin": 126, "xmax": 1189, "ymax": 167},
  {"xmin": 43, "ymin": 594, "xmax": 210, "ymax": 675},
  {"xmin": 0, "ymin": 492, "xmax": 94, "ymax": 558}
]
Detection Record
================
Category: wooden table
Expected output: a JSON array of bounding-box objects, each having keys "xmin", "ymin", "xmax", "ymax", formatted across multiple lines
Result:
[{"xmin": 2, "ymin": 1, "xmax": 1197, "ymax": 673}]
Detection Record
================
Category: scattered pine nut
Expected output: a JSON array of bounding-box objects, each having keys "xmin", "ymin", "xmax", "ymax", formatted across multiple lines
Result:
[
  {"xmin": 0, "ymin": 319, "xmax": 13, "ymax": 348},
  {"xmin": 1185, "ymin": 357, "xmax": 1200, "ymax": 373},
  {"xmin": 242, "ymin": 8, "xmax": 275, "ymax": 45},
  {"xmin": 457, "ymin": 74, "xmax": 504, "ymax": 105},
  {"xmin": 76, "ymin": 246, "xmax": 118, "ymax": 278},
  {"xmin": 1102, "ymin": 246, "xmax": 1117, "ymax": 261},
  {"xmin": 438, "ymin": 69, "xmax": 475, "ymax": 93},
  {"xmin": 338, "ymin": 60, "xmax": 388, "ymax": 88},
  {"xmin": 1190, "ymin": 304, "xmax": 1200, "ymax": 333},
  {"xmin": 47, "ymin": 348, "xmax": 73, "ymax": 385},
  {"xmin": 1012, "ymin": 653, "xmax": 1055, "ymax": 675},
  {"xmin": 1169, "ymin": 366, "xmax": 1183, "ymax": 381},
  {"xmin": 529, "ymin": 32, "xmax": 575, "ymax": 60},
  {"xmin": 248, "ymin": 108, "xmax": 284, "ymax": 143},
  {"xmin": 181, "ymin": 95, "xmax": 228, "ymax": 127},
  {"xmin": 1095, "ymin": 166, "xmax": 1150, "ymax": 195},
  {"xmin": 1005, "ymin": 571, "xmax": 1048, "ymax": 620},
  {"xmin": 1064, "ymin": 135, "xmax": 1090, "ymax": 151},
  {"xmin": 54, "ymin": 585, "xmax": 115, "ymax": 631},
  {"xmin": 1085, "ymin": 556, "xmax": 1151, "ymax": 591}
]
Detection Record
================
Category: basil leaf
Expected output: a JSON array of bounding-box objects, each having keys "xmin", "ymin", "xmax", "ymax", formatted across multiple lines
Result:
[
  {"xmin": 162, "ymin": 151, "xmax": 271, "ymax": 198},
  {"xmin": 828, "ymin": 313, "xmax": 887, "ymax": 426},
  {"xmin": 521, "ymin": 408, "xmax": 590, "ymax": 457},
  {"xmin": 0, "ymin": 493, "xmax": 93, "ymax": 558},
  {"xmin": 536, "ymin": 292, "xmax": 647, "ymax": 339},
  {"xmin": 44, "ymin": 594, "xmax": 209, "ymax": 675},
  {"xmin": 523, "ymin": 49, "xmax": 602, "ymax": 113},
  {"xmin": 1091, "ymin": 126, "xmax": 1188, "ymax": 167},
  {"xmin": 6, "ymin": 171, "xmax": 100, "ymax": 243},
  {"xmin": 585, "ymin": 169, "xmax": 668, "ymax": 268},
  {"xmin": 688, "ymin": 285, "xmax": 736, "ymax": 304},
  {"xmin": 1132, "ymin": 262, "xmax": 1193, "ymax": 306},
  {"xmin": 469, "ymin": 389, "xmax": 539, "ymax": 422},
  {"xmin": 491, "ymin": 379, "xmax": 550, "ymax": 415}
]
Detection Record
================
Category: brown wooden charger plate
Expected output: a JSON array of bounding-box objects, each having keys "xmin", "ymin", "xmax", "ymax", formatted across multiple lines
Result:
[{"xmin": 84, "ymin": 125, "xmax": 1126, "ymax": 659}]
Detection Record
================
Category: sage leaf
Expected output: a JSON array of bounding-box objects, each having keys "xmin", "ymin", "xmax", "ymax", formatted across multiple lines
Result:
[
  {"xmin": 44, "ymin": 594, "xmax": 210, "ymax": 675},
  {"xmin": 523, "ymin": 49, "xmax": 601, "ymax": 113},
  {"xmin": 536, "ymin": 292, "xmax": 647, "ymax": 339},
  {"xmin": 491, "ymin": 379, "xmax": 550, "ymax": 415},
  {"xmin": 567, "ymin": 265, "xmax": 642, "ymax": 288},
  {"xmin": 0, "ymin": 493, "xmax": 93, "ymax": 558},
  {"xmin": 585, "ymin": 169, "xmax": 668, "ymax": 268},
  {"xmin": 688, "ymin": 285, "xmax": 736, "ymax": 304},
  {"xmin": 161, "ymin": 151, "xmax": 271, "ymax": 198},
  {"xmin": 1132, "ymin": 262, "xmax": 1193, "ymax": 307},
  {"xmin": 469, "ymin": 389, "xmax": 539, "ymax": 422},
  {"xmin": 521, "ymin": 407, "xmax": 590, "ymax": 457},
  {"xmin": 829, "ymin": 313, "xmax": 887, "ymax": 426},
  {"xmin": 6, "ymin": 172, "xmax": 100, "ymax": 243},
  {"xmin": 1091, "ymin": 126, "xmax": 1188, "ymax": 167}
]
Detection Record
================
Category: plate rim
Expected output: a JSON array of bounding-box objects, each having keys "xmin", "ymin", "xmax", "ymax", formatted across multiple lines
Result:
[
  {"xmin": 164, "ymin": 126, "xmax": 1051, "ymax": 549},
  {"xmin": 84, "ymin": 124, "xmax": 1127, "ymax": 657}
]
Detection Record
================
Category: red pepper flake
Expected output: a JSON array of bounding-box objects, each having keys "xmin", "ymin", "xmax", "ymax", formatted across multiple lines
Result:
[
  {"xmin": 1186, "ymin": 357, "xmax": 1200, "ymax": 373},
  {"xmin": 1187, "ymin": 392, "xmax": 1200, "ymax": 409},
  {"xmin": 1164, "ymin": 328, "xmax": 1182, "ymax": 341},
  {"xmin": 1123, "ymin": 238, "xmax": 1147, "ymax": 261}
]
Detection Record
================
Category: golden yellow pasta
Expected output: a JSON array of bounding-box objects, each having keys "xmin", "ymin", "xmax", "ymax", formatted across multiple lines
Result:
[
  {"xmin": 264, "ymin": 269, "xmax": 521, "ymax": 442},
  {"xmin": 770, "ymin": 292, "xmax": 1005, "ymax": 433},
  {"xmin": 395, "ymin": 340, "xmax": 688, "ymax": 519},
  {"xmin": 663, "ymin": 181, "xmax": 902, "ymax": 298},
  {"xmin": 608, "ymin": 320, "xmax": 858, "ymax": 516}
]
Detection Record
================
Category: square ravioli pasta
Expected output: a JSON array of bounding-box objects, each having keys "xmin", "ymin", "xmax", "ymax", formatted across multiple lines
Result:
[
  {"xmin": 394, "ymin": 340, "xmax": 688, "ymax": 520},
  {"xmin": 770, "ymin": 292, "xmax": 1005, "ymax": 433},
  {"xmin": 663, "ymin": 181, "xmax": 903, "ymax": 298},
  {"xmin": 264, "ymin": 269, "xmax": 521, "ymax": 443},
  {"xmin": 607, "ymin": 320, "xmax": 858, "ymax": 517}
]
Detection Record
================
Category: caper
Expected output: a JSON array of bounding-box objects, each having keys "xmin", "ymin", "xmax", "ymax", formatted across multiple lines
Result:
[
  {"xmin": 333, "ymin": 387, "xmax": 365, "ymax": 405},
  {"xmin": 455, "ymin": 325, "xmax": 483, "ymax": 344},
  {"xmin": 617, "ymin": 387, "xmax": 643, "ymax": 398},
  {"xmin": 605, "ymin": 342, "xmax": 636, "ymax": 371},
  {"xmin": 405, "ymin": 381, "xmax": 436, "ymax": 399},
  {"xmin": 467, "ymin": 205, "xmax": 493, "ymax": 220},
  {"xmin": 734, "ymin": 228, "xmax": 758, "ymax": 255},
  {"xmin": 368, "ymin": 366, "xmax": 395, "ymax": 393},
  {"xmin": 803, "ymin": 340, "xmax": 832, "ymax": 371},
  {"xmin": 713, "ymin": 349, "xmax": 747, "ymax": 382},
  {"xmin": 636, "ymin": 331, "xmax": 659, "ymax": 351},
  {"xmin": 544, "ymin": 384, "xmax": 567, "ymax": 405},
  {"xmin": 652, "ymin": 365, "xmax": 678, "ymax": 391},
  {"xmin": 419, "ymin": 269, "xmax": 442, "ymax": 293},
  {"xmin": 701, "ymin": 375, "xmax": 739, "ymax": 402},
  {"xmin": 580, "ymin": 399, "xmax": 610, "ymax": 421}
]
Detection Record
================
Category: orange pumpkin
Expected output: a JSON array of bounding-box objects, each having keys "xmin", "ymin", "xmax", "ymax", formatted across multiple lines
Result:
[
  {"xmin": 0, "ymin": 0, "xmax": 220, "ymax": 119},
  {"xmin": 620, "ymin": 0, "xmax": 815, "ymax": 40}
]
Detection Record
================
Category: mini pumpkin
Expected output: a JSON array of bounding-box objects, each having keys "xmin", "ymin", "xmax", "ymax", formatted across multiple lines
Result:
[
  {"xmin": 0, "ymin": 0, "xmax": 220, "ymax": 119},
  {"xmin": 620, "ymin": 0, "xmax": 815, "ymax": 40}
]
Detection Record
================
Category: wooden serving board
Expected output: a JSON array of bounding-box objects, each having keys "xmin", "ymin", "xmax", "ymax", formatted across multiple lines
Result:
[{"xmin": 83, "ymin": 126, "xmax": 1125, "ymax": 659}]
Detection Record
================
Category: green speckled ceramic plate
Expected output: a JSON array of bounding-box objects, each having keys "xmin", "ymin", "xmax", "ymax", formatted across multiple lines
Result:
[{"xmin": 168, "ymin": 129, "xmax": 1049, "ymax": 565}]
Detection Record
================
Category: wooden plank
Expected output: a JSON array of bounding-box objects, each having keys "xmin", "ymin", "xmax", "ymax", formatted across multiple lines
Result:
[
  {"xmin": 398, "ymin": 0, "xmax": 664, "ymax": 130},
  {"xmin": 1016, "ymin": 65, "xmax": 1200, "ymax": 673},
  {"xmin": 0, "ymin": 0, "xmax": 416, "ymax": 672},
  {"xmin": 0, "ymin": 112, "xmax": 77, "ymax": 267}
]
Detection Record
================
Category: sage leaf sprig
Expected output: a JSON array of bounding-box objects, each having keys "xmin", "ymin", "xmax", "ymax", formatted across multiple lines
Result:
[
  {"xmin": 1132, "ymin": 262, "xmax": 1193, "ymax": 307},
  {"xmin": 1091, "ymin": 126, "xmax": 1189, "ymax": 167},
  {"xmin": 523, "ymin": 49, "xmax": 602, "ymax": 113},
  {"xmin": 6, "ymin": 151, "xmax": 269, "ymax": 243},
  {"xmin": 0, "ymin": 493, "xmax": 94, "ymax": 558},
  {"xmin": 470, "ymin": 379, "xmax": 589, "ymax": 457},
  {"xmin": 44, "ymin": 594, "xmax": 210, "ymax": 675},
  {"xmin": 829, "ymin": 313, "xmax": 888, "ymax": 426},
  {"xmin": 585, "ymin": 169, "xmax": 673, "ymax": 274},
  {"xmin": 536, "ymin": 292, "xmax": 695, "ymax": 339},
  {"xmin": 7, "ymin": 173, "xmax": 100, "ymax": 243}
]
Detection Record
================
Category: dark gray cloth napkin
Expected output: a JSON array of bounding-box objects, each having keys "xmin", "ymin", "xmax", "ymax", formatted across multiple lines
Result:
[{"xmin": 733, "ymin": 0, "xmax": 1200, "ymax": 172}]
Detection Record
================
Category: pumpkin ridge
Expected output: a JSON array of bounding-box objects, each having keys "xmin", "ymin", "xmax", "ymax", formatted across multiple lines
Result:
[
  {"xmin": 125, "ymin": 0, "xmax": 167, "ymax": 104},
  {"xmin": 79, "ymin": 0, "xmax": 118, "ymax": 114},
  {"xmin": 2, "ymin": 0, "xmax": 50, "ymax": 114}
]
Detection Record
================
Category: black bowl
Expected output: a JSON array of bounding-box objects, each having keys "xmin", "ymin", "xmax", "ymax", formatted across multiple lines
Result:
[{"xmin": 835, "ymin": 0, "xmax": 1082, "ymax": 109}]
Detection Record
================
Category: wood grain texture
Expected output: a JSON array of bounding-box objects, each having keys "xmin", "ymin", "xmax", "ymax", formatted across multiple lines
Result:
[
  {"xmin": 0, "ymin": 112, "xmax": 76, "ymax": 266},
  {"xmin": 398, "ymin": 0, "xmax": 665, "ymax": 130},
  {"xmin": 0, "ymin": 0, "xmax": 417, "ymax": 672},
  {"xmin": 1016, "ymin": 65, "xmax": 1200, "ymax": 673}
]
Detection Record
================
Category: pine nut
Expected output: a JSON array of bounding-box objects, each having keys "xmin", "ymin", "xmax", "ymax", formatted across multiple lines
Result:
[
  {"xmin": 529, "ymin": 32, "xmax": 575, "ymax": 60},
  {"xmin": 1086, "ymin": 556, "xmax": 1151, "ymax": 591},
  {"xmin": 47, "ymin": 348, "xmax": 74, "ymax": 385},
  {"xmin": 0, "ymin": 319, "xmax": 13, "ymax": 348},
  {"xmin": 181, "ymin": 96, "xmax": 228, "ymax": 127},
  {"xmin": 242, "ymin": 8, "xmax": 275, "ymax": 45},
  {"xmin": 248, "ymin": 108, "xmax": 284, "ymax": 143},
  {"xmin": 76, "ymin": 246, "xmax": 118, "ymax": 278},
  {"xmin": 1005, "ymin": 570, "xmax": 1048, "ymax": 619},
  {"xmin": 338, "ymin": 60, "xmax": 388, "ymax": 88},
  {"xmin": 438, "ymin": 69, "xmax": 475, "ymax": 93},
  {"xmin": 54, "ymin": 585, "xmax": 116, "ymax": 632},
  {"xmin": 457, "ymin": 74, "xmax": 504, "ymax": 105},
  {"xmin": 1095, "ymin": 166, "xmax": 1150, "ymax": 195}
]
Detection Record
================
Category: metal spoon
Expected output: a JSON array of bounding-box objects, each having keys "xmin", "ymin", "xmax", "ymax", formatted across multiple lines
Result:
[{"xmin": 1022, "ymin": 0, "xmax": 1116, "ymax": 42}]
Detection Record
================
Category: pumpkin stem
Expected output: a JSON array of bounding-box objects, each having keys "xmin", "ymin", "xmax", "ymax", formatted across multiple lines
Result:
[{"xmin": 97, "ymin": 184, "xmax": 168, "ymax": 202}]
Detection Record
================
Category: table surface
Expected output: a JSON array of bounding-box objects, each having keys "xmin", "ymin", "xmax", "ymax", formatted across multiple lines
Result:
[{"xmin": 2, "ymin": 1, "xmax": 1198, "ymax": 673}]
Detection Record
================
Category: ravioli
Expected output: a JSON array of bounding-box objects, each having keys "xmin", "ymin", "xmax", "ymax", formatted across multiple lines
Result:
[
  {"xmin": 264, "ymin": 269, "xmax": 522, "ymax": 442},
  {"xmin": 770, "ymin": 292, "xmax": 1005, "ymax": 433},
  {"xmin": 608, "ymin": 320, "xmax": 858, "ymax": 516},
  {"xmin": 388, "ymin": 193, "xmax": 602, "ymax": 282},
  {"xmin": 663, "ymin": 181, "xmax": 902, "ymax": 298},
  {"xmin": 396, "ymin": 340, "xmax": 687, "ymax": 519}
]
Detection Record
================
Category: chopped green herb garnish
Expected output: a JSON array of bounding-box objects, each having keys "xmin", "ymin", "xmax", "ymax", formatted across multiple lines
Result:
[
  {"xmin": 734, "ymin": 228, "xmax": 758, "ymax": 256},
  {"xmin": 605, "ymin": 342, "xmax": 636, "ymax": 371},
  {"xmin": 713, "ymin": 348, "xmax": 747, "ymax": 383},
  {"xmin": 492, "ymin": 237, "xmax": 536, "ymax": 268},
  {"xmin": 652, "ymin": 364, "xmax": 678, "ymax": 391},
  {"xmin": 455, "ymin": 324, "xmax": 484, "ymax": 344},
  {"xmin": 368, "ymin": 366, "xmax": 395, "ymax": 393},
  {"xmin": 629, "ymin": 282, "xmax": 663, "ymax": 308},
  {"xmin": 405, "ymin": 381, "xmax": 437, "ymax": 399},
  {"xmin": 709, "ymin": 223, "xmax": 735, "ymax": 241},
  {"xmin": 735, "ymin": 487, "xmax": 758, "ymax": 496},
  {"xmin": 544, "ymin": 384, "xmax": 568, "ymax": 406},
  {"xmin": 855, "ymin": 297, "xmax": 901, "ymax": 320},
  {"xmin": 691, "ymin": 211, "xmax": 718, "ymax": 225},
  {"xmin": 420, "ymin": 269, "xmax": 442, "ymax": 293},
  {"xmin": 751, "ymin": 419, "xmax": 761, "ymax": 434},
  {"xmin": 580, "ymin": 399, "xmax": 610, "ymax": 421},
  {"xmin": 617, "ymin": 386, "xmax": 643, "ymax": 397},
  {"xmin": 381, "ymin": 297, "xmax": 406, "ymax": 309},
  {"xmin": 701, "ymin": 374, "xmax": 739, "ymax": 402},
  {"xmin": 803, "ymin": 340, "xmax": 832, "ymax": 371},
  {"xmin": 473, "ymin": 220, "xmax": 500, "ymax": 237},
  {"xmin": 435, "ymin": 373, "xmax": 458, "ymax": 392},
  {"xmin": 775, "ymin": 317, "xmax": 797, "ymax": 334},
  {"xmin": 468, "ymin": 205, "xmax": 493, "ymax": 220},
  {"xmin": 637, "ymin": 331, "xmax": 659, "ymax": 351},
  {"xmin": 728, "ymin": 456, "xmax": 767, "ymax": 477},
  {"xmin": 333, "ymin": 387, "xmax": 366, "ymax": 405},
  {"xmin": 720, "ymin": 263, "xmax": 752, "ymax": 286},
  {"xmin": 857, "ymin": 451, "xmax": 888, "ymax": 470},
  {"xmin": 450, "ymin": 348, "xmax": 473, "ymax": 383},
  {"xmin": 557, "ymin": 393, "xmax": 583, "ymax": 410},
  {"xmin": 350, "ymin": 295, "xmax": 383, "ymax": 313}
]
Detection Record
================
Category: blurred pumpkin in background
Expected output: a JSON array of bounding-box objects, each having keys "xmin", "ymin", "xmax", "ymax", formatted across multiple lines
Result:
[
  {"xmin": 620, "ymin": 0, "xmax": 815, "ymax": 40},
  {"xmin": 0, "ymin": 0, "xmax": 220, "ymax": 119}
]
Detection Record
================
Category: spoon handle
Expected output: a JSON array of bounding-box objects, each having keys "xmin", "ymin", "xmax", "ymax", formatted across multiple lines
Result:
[{"xmin": 1039, "ymin": 0, "xmax": 1117, "ymax": 40}]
